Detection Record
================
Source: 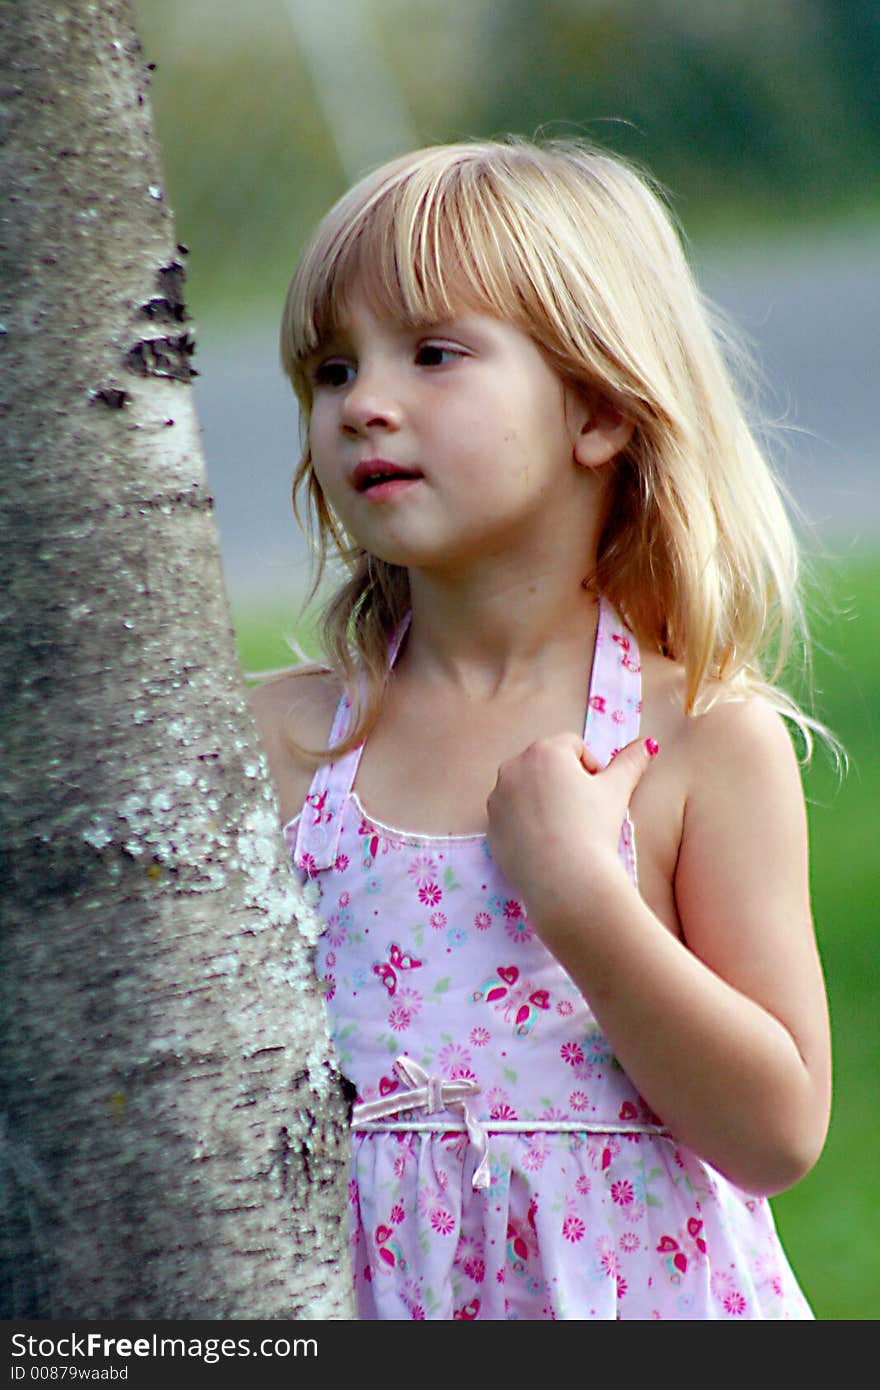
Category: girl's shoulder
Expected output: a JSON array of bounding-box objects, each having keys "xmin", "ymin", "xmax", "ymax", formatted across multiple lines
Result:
[
  {"xmin": 640, "ymin": 644, "xmax": 801, "ymax": 769},
  {"xmin": 248, "ymin": 664, "xmax": 342, "ymax": 826},
  {"xmin": 635, "ymin": 647, "xmax": 810, "ymax": 953},
  {"xmin": 636, "ymin": 646, "xmax": 804, "ymax": 850}
]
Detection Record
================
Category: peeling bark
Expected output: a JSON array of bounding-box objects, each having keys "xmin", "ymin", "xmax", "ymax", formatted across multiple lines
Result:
[{"xmin": 0, "ymin": 1, "xmax": 353, "ymax": 1319}]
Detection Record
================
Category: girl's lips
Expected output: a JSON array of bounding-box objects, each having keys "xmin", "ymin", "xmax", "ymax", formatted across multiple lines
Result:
[
  {"xmin": 352, "ymin": 458, "xmax": 424, "ymax": 493},
  {"xmin": 359, "ymin": 477, "xmax": 422, "ymax": 501}
]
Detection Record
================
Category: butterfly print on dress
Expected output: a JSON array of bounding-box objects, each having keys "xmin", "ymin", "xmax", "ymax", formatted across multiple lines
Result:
[
  {"xmin": 471, "ymin": 965, "xmax": 551, "ymax": 1037},
  {"xmin": 373, "ymin": 942, "xmax": 424, "ymax": 996}
]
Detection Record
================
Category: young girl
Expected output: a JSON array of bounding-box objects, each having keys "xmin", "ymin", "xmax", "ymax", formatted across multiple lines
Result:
[{"xmin": 251, "ymin": 138, "xmax": 831, "ymax": 1320}]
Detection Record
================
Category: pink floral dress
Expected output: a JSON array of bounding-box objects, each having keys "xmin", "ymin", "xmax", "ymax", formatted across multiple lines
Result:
[{"xmin": 285, "ymin": 597, "xmax": 813, "ymax": 1319}]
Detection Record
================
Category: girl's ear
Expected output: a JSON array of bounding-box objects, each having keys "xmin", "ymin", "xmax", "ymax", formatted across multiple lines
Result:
[{"xmin": 572, "ymin": 399, "xmax": 635, "ymax": 470}]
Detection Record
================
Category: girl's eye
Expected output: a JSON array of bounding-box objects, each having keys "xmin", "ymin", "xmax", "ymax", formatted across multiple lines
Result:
[
  {"xmin": 415, "ymin": 343, "xmax": 463, "ymax": 367},
  {"xmin": 312, "ymin": 358, "xmax": 354, "ymax": 388}
]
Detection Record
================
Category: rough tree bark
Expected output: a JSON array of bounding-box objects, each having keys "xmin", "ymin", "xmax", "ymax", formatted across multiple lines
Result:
[{"xmin": 0, "ymin": 1, "xmax": 353, "ymax": 1319}]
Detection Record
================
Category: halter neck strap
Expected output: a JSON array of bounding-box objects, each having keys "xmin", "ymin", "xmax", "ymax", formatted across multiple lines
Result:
[
  {"xmin": 583, "ymin": 596, "xmax": 642, "ymax": 762},
  {"xmin": 291, "ymin": 615, "xmax": 411, "ymax": 872}
]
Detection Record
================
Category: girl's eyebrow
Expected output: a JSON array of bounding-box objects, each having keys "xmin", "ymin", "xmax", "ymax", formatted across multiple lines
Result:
[
  {"xmin": 306, "ymin": 326, "xmax": 352, "ymax": 358},
  {"xmin": 413, "ymin": 313, "xmax": 494, "ymax": 341}
]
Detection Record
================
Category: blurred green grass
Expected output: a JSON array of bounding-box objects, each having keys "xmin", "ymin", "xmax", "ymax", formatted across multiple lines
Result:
[
  {"xmin": 233, "ymin": 551, "xmax": 879, "ymax": 1320},
  {"xmin": 770, "ymin": 551, "xmax": 879, "ymax": 1321}
]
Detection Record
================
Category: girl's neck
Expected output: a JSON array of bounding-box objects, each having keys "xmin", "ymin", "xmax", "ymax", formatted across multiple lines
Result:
[{"xmin": 403, "ymin": 557, "xmax": 602, "ymax": 700}]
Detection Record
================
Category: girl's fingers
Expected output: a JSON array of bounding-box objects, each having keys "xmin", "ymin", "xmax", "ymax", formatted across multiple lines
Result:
[
  {"xmin": 582, "ymin": 736, "xmax": 659, "ymax": 789},
  {"xmin": 605, "ymin": 736, "xmax": 660, "ymax": 797}
]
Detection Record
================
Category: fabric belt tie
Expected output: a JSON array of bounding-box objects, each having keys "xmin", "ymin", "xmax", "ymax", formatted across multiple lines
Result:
[
  {"xmin": 350, "ymin": 1056, "xmax": 672, "ymax": 1193},
  {"xmin": 351, "ymin": 1056, "xmax": 492, "ymax": 1190}
]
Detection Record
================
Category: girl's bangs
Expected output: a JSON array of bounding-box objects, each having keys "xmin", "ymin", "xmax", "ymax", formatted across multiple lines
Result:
[{"xmin": 288, "ymin": 162, "xmax": 528, "ymax": 392}]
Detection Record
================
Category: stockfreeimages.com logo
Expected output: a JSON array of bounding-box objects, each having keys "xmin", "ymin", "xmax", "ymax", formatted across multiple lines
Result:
[{"xmin": 11, "ymin": 1331, "xmax": 318, "ymax": 1372}]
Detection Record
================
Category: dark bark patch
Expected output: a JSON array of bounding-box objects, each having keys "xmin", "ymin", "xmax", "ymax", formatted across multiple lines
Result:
[
  {"xmin": 140, "ymin": 260, "xmax": 190, "ymax": 325},
  {"xmin": 339, "ymin": 1073, "xmax": 358, "ymax": 1112},
  {"xmin": 89, "ymin": 385, "xmax": 130, "ymax": 410},
  {"xmin": 274, "ymin": 1125, "xmax": 293, "ymax": 1196},
  {"xmin": 125, "ymin": 330, "xmax": 197, "ymax": 383}
]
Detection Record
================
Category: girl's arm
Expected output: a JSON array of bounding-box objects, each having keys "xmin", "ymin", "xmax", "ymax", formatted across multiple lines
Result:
[
  {"xmin": 486, "ymin": 698, "xmax": 831, "ymax": 1196},
  {"xmin": 248, "ymin": 668, "xmax": 340, "ymax": 827}
]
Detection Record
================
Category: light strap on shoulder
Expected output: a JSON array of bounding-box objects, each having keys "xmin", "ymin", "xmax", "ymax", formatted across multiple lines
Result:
[{"xmin": 293, "ymin": 614, "xmax": 412, "ymax": 872}]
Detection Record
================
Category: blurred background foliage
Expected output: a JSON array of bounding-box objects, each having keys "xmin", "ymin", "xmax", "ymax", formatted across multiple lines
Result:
[
  {"xmin": 131, "ymin": 0, "xmax": 878, "ymax": 1320},
  {"xmin": 135, "ymin": 0, "xmax": 880, "ymax": 318}
]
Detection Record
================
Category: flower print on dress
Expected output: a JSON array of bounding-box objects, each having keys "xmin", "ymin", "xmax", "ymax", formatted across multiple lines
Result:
[
  {"xmin": 722, "ymin": 1289, "xmax": 747, "ymax": 1316},
  {"xmin": 407, "ymin": 852, "xmax": 439, "ymax": 885},
  {"xmin": 521, "ymin": 1134, "xmax": 551, "ymax": 1172},
  {"xmin": 485, "ymin": 1086, "xmax": 517, "ymax": 1121},
  {"xmin": 477, "ymin": 892, "xmax": 532, "ymax": 945},
  {"xmin": 593, "ymin": 1236, "xmax": 620, "ymax": 1285},
  {"xmin": 416, "ymin": 1177, "xmax": 450, "ymax": 1221},
  {"xmin": 388, "ymin": 1002, "xmax": 413, "ymax": 1032},
  {"xmin": 561, "ymin": 1197, "xmax": 587, "ymax": 1244},
  {"xmin": 503, "ymin": 898, "xmax": 533, "ymax": 944},
  {"xmin": 394, "ymin": 983, "xmax": 424, "ymax": 1018},
  {"xmin": 455, "ymin": 1235, "xmax": 486, "ymax": 1286},
  {"xmin": 586, "ymin": 1030, "xmax": 612, "ymax": 1065},
  {"xmin": 299, "ymin": 850, "xmax": 318, "ymax": 878},
  {"xmin": 323, "ymin": 912, "xmax": 347, "ymax": 948},
  {"xmin": 391, "ymin": 1140, "xmax": 415, "ymax": 1181},
  {"xmin": 437, "ymin": 1041, "xmax": 472, "ymax": 1076},
  {"xmin": 404, "ymin": 1292, "xmax": 426, "ymax": 1319},
  {"xmin": 610, "ymin": 1178, "xmax": 635, "ymax": 1208},
  {"xmin": 753, "ymin": 1251, "xmax": 786, "ymax": 1301},
  {"xmin": 560, "ymin": 1040, "xmax": 585, "ymax": 1068},
  {"xmin": 430, "ymin": 1208, "xmax": 455, "ymax": 1236}
]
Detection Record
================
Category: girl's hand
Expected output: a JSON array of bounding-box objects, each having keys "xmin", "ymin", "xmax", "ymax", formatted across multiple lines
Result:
[{"xmin": 486, "ymin": 733, "xmax": 658, "ymax": 930}]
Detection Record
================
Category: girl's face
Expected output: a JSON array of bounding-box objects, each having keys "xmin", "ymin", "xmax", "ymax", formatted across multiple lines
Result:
[{"xmin": 305, "ymin": 289, "xmax": 602, "ymax": 579}]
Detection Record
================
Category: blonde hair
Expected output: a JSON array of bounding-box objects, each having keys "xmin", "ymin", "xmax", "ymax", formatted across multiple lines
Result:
[{"xmin": 280, "ymin": 136, "xmax": 819, "ymax": 755}]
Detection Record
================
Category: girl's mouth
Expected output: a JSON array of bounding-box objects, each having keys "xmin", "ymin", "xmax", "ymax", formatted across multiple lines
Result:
[{"xmin": 353, "ymin": 459, "xmax": 424, "ymax": 493}]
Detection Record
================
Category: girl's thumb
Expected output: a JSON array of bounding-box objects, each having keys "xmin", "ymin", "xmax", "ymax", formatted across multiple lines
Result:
[{"xmin": 607, "ymin": 736, "xmax": 660, "ymax": 794}]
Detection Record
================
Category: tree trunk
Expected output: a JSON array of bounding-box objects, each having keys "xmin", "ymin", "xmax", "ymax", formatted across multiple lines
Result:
[{"xmin": 0, "ymin": 0, "xmax": 353, "ymax": 1320}]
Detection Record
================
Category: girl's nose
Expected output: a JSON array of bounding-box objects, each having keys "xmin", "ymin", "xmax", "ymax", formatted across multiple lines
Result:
[{"xmin": 340, "ymin": 368, "xmax": 402, "ymax": 435}]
